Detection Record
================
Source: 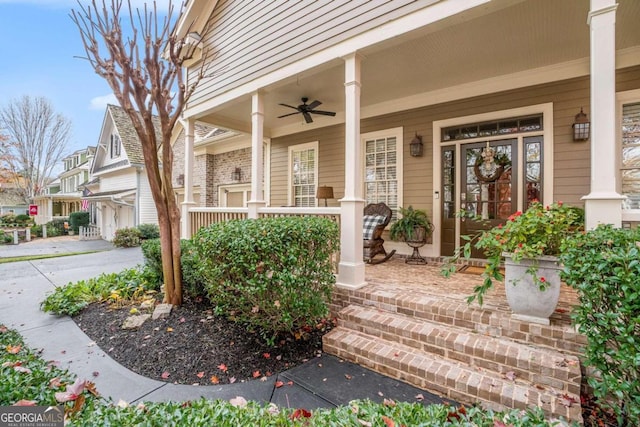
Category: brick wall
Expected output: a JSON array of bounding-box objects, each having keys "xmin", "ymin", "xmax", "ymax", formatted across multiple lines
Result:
[{"xmin": 212, "ymin": 148, "xmax": 251, "ymax": 206}]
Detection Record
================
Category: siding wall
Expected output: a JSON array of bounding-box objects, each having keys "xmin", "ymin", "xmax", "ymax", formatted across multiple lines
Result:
[
  {"xmin": 189, "ymin": 0, "xmax": 437, "ymax": 107},
  {"xmin": 137, "ymin": 171, "xmax": 159, "ymax": 225},
  {"xmin": 269, "ymin": 66, "xmax": 640, "ymax": 215},
  {"xmin": 99, "ymin": 170, "xmax": 137, "ymax": 191}
]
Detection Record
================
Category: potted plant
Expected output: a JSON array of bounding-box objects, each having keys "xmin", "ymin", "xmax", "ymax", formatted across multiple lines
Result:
[
  {"xmin": 443, "ymin": 201, "xmax": 583, "ymax": 324},
  {"xmin": 390, "ymin": 206, "xmax": 433, "ymax": 264}
]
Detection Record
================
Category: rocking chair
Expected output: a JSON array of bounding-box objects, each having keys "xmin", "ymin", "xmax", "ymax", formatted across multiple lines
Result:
[{"xmin": 363, "ymin": 202, "xmax": 396, "ymax": 264}]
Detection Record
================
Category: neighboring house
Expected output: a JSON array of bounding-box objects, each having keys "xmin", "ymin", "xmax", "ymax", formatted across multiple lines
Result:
[
  {"xmin": 174, "ymin": 0, "xmax": 640, "ymax": 288},
  {"xmin": 0, "ymin": 187, "xmax": 28, "ymax": 216},
  {"xmin": 85, "ymin": 104, "xmax": 159, "ymax": 241},
  {"xmin": 33, "ymin": 147, "xmax": 95, "ymax": 225}
]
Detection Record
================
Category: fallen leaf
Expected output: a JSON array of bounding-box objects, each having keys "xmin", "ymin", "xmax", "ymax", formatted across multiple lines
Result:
[
  {"xmin": 252, "ymin": 370, "xmax": 261, "ymax": 378},
  {"xmin": 251, "ymin": 306, "xmax": 259, "ymax": 313},
  {"xmin": 55, "ymin": 378, "xmax": 86, "ymax": 403},
  {"xmin": 161, "ymin": 371, "xmax": 170, "ymax": 379},
  {"xmin": 267, "ymin": 403, "xmax": 279, "ymax": 415},
  {"xmin": 263, "ymin": 352, "xmax": 271, "ymax": 359},
  {"xmin": 493, "ymin": 421, "xmax": 509, "ymax": 427},
  {"xmin": 266, "ymin": 371, "xmax": 272, "ymax": 377},
  {"xmin": 358, "ymin": 420, "xmax": 372, "ymax": 427},
  {"xmin": 218, "ymin": 363, "xmax": 228, "ymax": 373},
  {"xmin": 12, "ymin": 400, "xmax": 37, "ymax": 406},
  {"xmin": 383, "ymin": 398, "xmax": 395, "ymax": 407},
  {"xmin": 378, "ymin": 391, "xmax": 384, "ymax": 397},
  {"xmin": 260, "ymin": 376, "xmax": 268, "ymax": 382},
  {"xmin": 228, "ymin": 377, "xmax": 236, "ymax": 384},
  {"xmin": 92, "ymin": 371, "xmax": 99, "ymax": 377},
  {"xmin": 196, "ymin": 372, "xmax": 205, "ymax": 379},
  {"xmin": 6, "ymin": 344, "xmax": 21, "ymax": 354},
  {"xmin": 275, "ymin": 380, "xmax": 284, "ymax": 388},
  {"xmin": 290, "ymin": 408, "xmax": 312, "ymax": 420},
  {"xmin": 49, "ymin": 378, "xmax": 62, "ymax": 388},
  {"xmin": 344, "ymin": 374, "xmax": 352, "ymax": 380},
  {"xmin": 505, "ymin": 371, "xmax": 517, "ymax": 381},
  {"xmin": 287, "ymin": 381, "xmax": 294, "ymax": 386},
  {"xmin": 381, "ymin": 415, "xmax": 395, "ymax": 427},
  {"xmin": 415, "ymin": 393, "xmax": 424, "ymax": 401},
  {"xmin": 14, "ymin": 366, "xmax": 31, "ymax": 374},
  {"xmin": 166, "ymin": 327, "xmax": 173, "ymax": 332},
  {"xmin": 0, "ymin": 325, "xmax": 8, "ymax": 333},
  {"xmin": 117, "ymin": 399, "xmax": 129, "ymax": 408},
  {"xmin": 229, "ymin": 396, "xmax": 247, "ymax": 408},
  {"xmin": 210, "ymin": 375, "xmax": 220, "ymax": 384},
  {"xmin": 85, "ymin": 382, "xmax": 100, "ymax": 397},
  {"xmin": 273, "ymin": 299, "xmax": 280, "ymax": 308},
  {"xmin": 276, "ymin": 355, "xmax": 282, "ymax": 361},
  {"xmin": 179, "ymin": 317, "xmax": 186, "ymax": 323}
]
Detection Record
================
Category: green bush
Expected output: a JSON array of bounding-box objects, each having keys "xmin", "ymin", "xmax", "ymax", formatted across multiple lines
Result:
[
  {"xmin": 15, "ymin": 214, "xmax": 32, "ymax": 226},
  {"xmin": 40, "ymin": 267, "xmax": 159, "ymax": 316},
  {"xmin": 560, "ymin": 224, "xmax": 640, "ymax": 426},
  {"xmin": 141, "ymin": 238, "xmax": 203, "ymax": 299},
  {"xmin": 31, "ymin": 224, "xmax": 42, "ymax": 237},
  {"xmin": 193, "ymin": 216, "xmax": 339, "ymax": 343},
  {"xmin": 137, "ymin": 223, "xmax": 160, "ymax": 240},
  {"xmin": 112, "ymin": 227, "xmax": 142, "ymax": 247},
  {"xmin": 0, "ymin": 214, "xmax": 16, "ymax": 226},
  {"xmin": 47, "ymin": 219, "xmax": 66, "ymax": 236},
  {"xmin": 1, "ymin": 232, "xmax": 12, "ymax": 244},
  {"xmin": 69, "ymin": 211, "xmax": 90, "ymax": 234}
]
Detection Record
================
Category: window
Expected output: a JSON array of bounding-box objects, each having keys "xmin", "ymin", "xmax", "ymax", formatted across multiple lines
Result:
[
  {"xmin": 288, "ymin": 142, "xmax": 318, "ymax": 207},
  {"xmin": 110, "ymin": 134, "xmax": 121, "ymax": 158},
  {"xmin": 363, "ymin": 128, "xmax": 402, "ymax": 220},
  {"xmin": 621, "ymin": 101, "xmax": 640, "ymax": 209}
]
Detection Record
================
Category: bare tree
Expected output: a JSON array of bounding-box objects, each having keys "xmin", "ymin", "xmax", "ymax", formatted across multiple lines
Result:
[
  {"xmin": 0, "ymin": 96, "xmax": 71, "ymax": 200},
  {"xmin": 71, "ymin": 0, "xmax": 211, "ymax": 305}
]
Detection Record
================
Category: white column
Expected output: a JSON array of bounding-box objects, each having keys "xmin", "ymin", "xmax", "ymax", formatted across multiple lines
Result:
[
  {"xmin": 180, "ymin": 118, "xmax": 196, "ymax": 238},
  {"xmin": 337, "ymin": 52, "xmax": 366, "ymax": 289},
  {"xmin": 582, "ymin": 0, "xmax": 624, "ymax": 229},
  {"xmin": 247, "ymin": 91, "xmax": 267, "ymax": 218}
]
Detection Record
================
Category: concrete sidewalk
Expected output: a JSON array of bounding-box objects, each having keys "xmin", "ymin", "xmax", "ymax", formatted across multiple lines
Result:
[{"xmin": 0, "ymin": 239, "xmax": 447, "ymax": 409}]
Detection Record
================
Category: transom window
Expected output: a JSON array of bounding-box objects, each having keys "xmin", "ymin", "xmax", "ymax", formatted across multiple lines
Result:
[
  {"xmin": 621, "ymin": 101, "xmax": 640, "ymax": 209},
  {"xmin": 288, "ymin": 142, "xmax": 318, "ymax": 207},
  {"xmin": 442, "ymin": 115, "xmax": 543, "ymax": 141},
  {"xmin": 363, "ymin": 128, "xmax": 402, "ymax": 220}
]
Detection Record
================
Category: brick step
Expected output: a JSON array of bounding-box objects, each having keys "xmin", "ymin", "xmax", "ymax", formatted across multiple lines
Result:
[
  {"xmin": 338, "ymin": 304, "xmax": 581, "ymax": 396},
  {"xmin": 344, "ymin": 283, "xmax": 586, "ymax": 358},
  {"xmin": 323, "ymin": 327, "xmax": 583, "ymax": 423}
]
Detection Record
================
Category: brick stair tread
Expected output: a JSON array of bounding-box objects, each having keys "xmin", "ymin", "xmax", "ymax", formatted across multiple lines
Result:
[
  {"xmin": 353, "ymin": 283, "xmax": 586, "ymax": 356},
  {"xmin": 338, "ymin": 304, "xmax": 581, "ymax": 394},
  {"xmin": 323, "ymin": 327, "xmax": 583, "ymax": 422}
]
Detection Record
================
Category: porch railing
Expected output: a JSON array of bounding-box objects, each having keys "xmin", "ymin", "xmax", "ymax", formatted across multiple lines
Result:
[
  {"xmin": 79, "ymin": 225, "xmax": 102, "ymax": 241},
  {"xmin": 188, "ymin": 206, "xmax": 341, "ymax": 271}
]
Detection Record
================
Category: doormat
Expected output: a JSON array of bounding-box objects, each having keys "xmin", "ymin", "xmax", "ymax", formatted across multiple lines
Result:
[{"xmin": 457, "ymin": 265, "xmax": 504, "ymax": 275}]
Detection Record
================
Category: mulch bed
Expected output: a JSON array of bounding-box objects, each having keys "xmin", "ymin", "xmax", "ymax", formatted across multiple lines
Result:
[{"xmin": 73, "ymin": 298, "xmax": 331, "ymax": 386}]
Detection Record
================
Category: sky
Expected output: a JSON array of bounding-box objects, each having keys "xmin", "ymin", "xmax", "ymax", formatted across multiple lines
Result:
[{"xmin": 0, "ymin": 0, "xmax": 173, "ymax": 155}]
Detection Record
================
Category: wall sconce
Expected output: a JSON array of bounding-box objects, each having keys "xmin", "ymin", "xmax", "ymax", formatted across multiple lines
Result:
[
  {"xmin": 232, "ymin": 167, "xmax": 242, "ymax": 181},
  {"xmin": 316, "ymin": 186, "xmax": 334, "ymax": 207},
  {"xmin": 572, "ymin": 107, "xmax": 590, "ymax": 141},
  {"xmin": 410, "ymin": 132, "xmax": 424, "ymax": 157},
  {"xmin": 176, "ymin": 174, "xmax": 184, "ymax": 187}
]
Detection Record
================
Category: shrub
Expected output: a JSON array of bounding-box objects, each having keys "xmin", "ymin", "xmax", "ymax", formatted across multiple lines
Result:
[
  {"xmin": 14, "ymin": 214, "xmax": 32, "ymax": 226},
  {"xmin": 193, "ymin": 216, "xmax": 339, "ymax": 343},
  {"xmin": 1, "ymin": 232, "xmax": 12, "ymax": 244},
  {"xmin": 112, "ymin": 227, "xmax": 142, "ymax": 247},
  {"xmin": 47, "ymin": 219, "xmax": 66, "ymax": 236},
  {"xmin": 560, "ymin": 224, "xmax": 640, "ymax": 426},
  {"xmin": 141, "ymin": 238, "xmax": 203, "ymax": 299},
  {"xmin": 69, "ymin": 211, "xmax": 90, "ymax": 234},
  {"xmin": 0, "ymin": 214, "xmax": 16, "ymax": 226},
  {"xmin": 31, "ymin": 224, "xmax": 42, "ymax": 237},
  {"xmin": 137, "ymin": 223, "xmax": 160, "ymax": 240}
]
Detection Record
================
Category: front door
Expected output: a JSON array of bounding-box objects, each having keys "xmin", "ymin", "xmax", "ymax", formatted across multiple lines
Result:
[{"xmin": 460, "ymin": 140, "xmax": 517, "ymax": 258}]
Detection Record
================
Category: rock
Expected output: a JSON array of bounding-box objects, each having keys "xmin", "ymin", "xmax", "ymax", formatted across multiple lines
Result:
[
  {"xmin": 140, "ymin": 299, "xmax": 155, "ymax": 310},
  {"xmin": 122, "ymin": 314, "xmax": 150, "ymax": 329},
  {"xmin": 152, "ymin": 303, "xmax": 173, "ymax": 320}
]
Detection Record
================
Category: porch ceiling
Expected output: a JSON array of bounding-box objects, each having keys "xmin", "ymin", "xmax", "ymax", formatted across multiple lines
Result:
[{"xmin": 197, "ymin": 0, "xmax": 640, "ymax": 137}]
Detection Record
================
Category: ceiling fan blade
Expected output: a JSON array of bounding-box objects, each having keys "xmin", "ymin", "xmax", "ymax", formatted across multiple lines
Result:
[
  {"xmin": 306, "ymin": 100, "xmax": 322, "ymax": 110},
  {"xmin": 310, "ymin": 110, "xmax": 336, "ymax": 117},
  {"xmin": 278, "ymin": 103, "xmax": 299, "ymax": 110},
  {"xmin": 302, "ymin": 111, "xmax": 313, "ymax": 123},
  {"xmin": 277, "ymin": 112, "xmax": 301, "ymax": 118}
]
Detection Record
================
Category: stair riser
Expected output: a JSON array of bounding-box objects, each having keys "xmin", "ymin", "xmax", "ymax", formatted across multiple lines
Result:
[
  {"xmin": 323, "ymin": 329, "xmax": 583, "ymax": 423},
  {"xmin": 339, "ymin": 311, "xmax": 581, "ymax": 395}
]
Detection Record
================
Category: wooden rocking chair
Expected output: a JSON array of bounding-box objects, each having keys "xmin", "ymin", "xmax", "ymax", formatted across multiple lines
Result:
[{"xmin": 363, "ymin": 202, "xmax": 396, "ymax": 264}]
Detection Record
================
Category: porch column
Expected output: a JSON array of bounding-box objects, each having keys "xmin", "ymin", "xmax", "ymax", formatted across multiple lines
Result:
[
  {"xmin": 337, "ymin": 52, "xmax": 366, "ymax": 289},
  {"xmin": 582, "ymin": 0, "xmax": 624, "ymax": 229},
  {"xmin": 247, "ymin": 91, "xmax": 266, "ymax": 218},
  {"xmin": 47, "ymin": 198, "xmax": 53, "ymax": 222},
  {"xmin": 180, "ymin": 118, "xmax": 196, "ymax": 238}
]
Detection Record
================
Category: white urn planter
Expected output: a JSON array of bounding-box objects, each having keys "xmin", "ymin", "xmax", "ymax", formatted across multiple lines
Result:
[{"xmin": 503, "ymin": 253, "xmax": 562, "ymax": 325}]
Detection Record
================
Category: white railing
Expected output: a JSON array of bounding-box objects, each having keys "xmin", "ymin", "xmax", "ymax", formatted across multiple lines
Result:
[{"xmin": 79, "ymin": 225, "xmax": 102, "ymax": 241}]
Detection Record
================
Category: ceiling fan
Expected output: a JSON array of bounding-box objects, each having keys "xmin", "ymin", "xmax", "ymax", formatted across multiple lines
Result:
[{"xmin": 278, "ymin": 97, "xmax": 336, "ymax": 124}]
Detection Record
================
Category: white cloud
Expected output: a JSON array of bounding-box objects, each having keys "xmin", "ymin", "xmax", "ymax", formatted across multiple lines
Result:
[{"xmin": 89, "ymin": 93, "xmax": 118, "ymax": 110}]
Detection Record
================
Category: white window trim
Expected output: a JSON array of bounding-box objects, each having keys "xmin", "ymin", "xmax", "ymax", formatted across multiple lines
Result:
[
  {"xmin": 432, "ymin": 103, "xmax": 554, "ymax": 257},
  {"xmin": 617, "ymin": 89, "xmax": 640, "ymax": 222},
  {"xmin": 361, "ymin": 127, "xmax": 404, "ymax": 216},
  {"xmin": 287, "ymin": 141, "xmax": 319, "ymax": 207}
]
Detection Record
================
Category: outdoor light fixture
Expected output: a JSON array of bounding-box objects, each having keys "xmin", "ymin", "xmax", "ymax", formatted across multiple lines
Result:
[
  {"xmin": 410, "ymin": 132, "xmax": 424, "ymax": 157},
  {"xmin": 176, "ymin": 174, "xmax": 184, "ymax": 187},
  {"xmin": 572, "ymin": 107, "xmax": 590, "ymax": 141},
  {"xmin": 316, "ymin": 186, "xmax": 334, "ymax": 207},
  {"xmin": 232, "ymin": 167, "xmax": 241, "ymax": 181}
]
